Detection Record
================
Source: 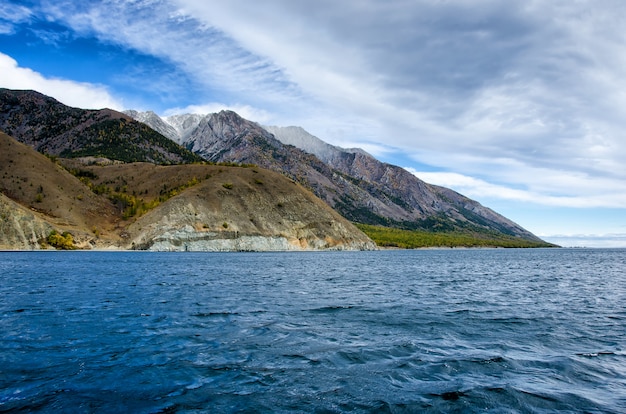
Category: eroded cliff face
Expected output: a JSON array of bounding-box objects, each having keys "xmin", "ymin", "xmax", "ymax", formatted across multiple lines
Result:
[
  {"xmin": 123, "ymin": 168, "xmax": 376, "ymax": 251},
  {"xmin": 131, "ymin": 225, "xmax": 375, "ymax": 252},
  {"xmin": 0, "ymin": 194, "xmax": 53, "ymax": 250}
]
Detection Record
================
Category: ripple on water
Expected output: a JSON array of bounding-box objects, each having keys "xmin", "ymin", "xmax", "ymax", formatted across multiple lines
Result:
[{"xmin": 0, "ymin": 249, "xmax": 625, "ymax": 413}]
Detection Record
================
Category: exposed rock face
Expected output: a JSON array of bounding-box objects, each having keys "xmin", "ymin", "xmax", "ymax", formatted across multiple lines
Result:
[
  {"xmin": 123, "ymin": 110, "xmax": 180, "ymax": 143},
  {"xmin": 162, "ymin": 113, "xmax": 204, "ymax": 144},
  {"xmin": 263, "ymin": 125, "xmax": 368, "ymax": 165},
  {"xmin": 124, "ymin": 168, "xmax": 377, "ymax": 251},
  {"xmin": 0, "ymin": 194, "xmax": 53, "ymax": 250}
]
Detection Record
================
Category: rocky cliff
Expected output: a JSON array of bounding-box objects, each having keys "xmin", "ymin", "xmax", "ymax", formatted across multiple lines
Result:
[
  {"xmin": 0, "ymin": 193, "xmax": 54, "ymax": 250},
  {"xmin": 123, "ymin": 167, "xmax": 375, "ymax": 251}
]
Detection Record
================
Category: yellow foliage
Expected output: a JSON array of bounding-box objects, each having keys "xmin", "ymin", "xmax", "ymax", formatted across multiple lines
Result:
[{"xmin": 47, "ymin": 230, "xmax": 75, "ymax": 250}]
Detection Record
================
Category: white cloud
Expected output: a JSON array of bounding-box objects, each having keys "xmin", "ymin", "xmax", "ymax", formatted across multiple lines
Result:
[
  {"xmin": 0, "ymin": 52, "xmax": 123, "ymax": 110},
  {"xmin": 41, "ymin": 1, "xmax": 302, "ymax": 112},
  {"xmin": 0, "ymin": 2, "xmax": 32, "ymax": 34},
  {"xmin": 166, "ymin": 2, "xmax": 626, "ymax": 203},
  {"xmin": 542, "ymin": 234, "xmax": 626, "ymax": 249},
  {"xmin": 407, "ymin": 169, "xmax": 626, "ymax": 209}
]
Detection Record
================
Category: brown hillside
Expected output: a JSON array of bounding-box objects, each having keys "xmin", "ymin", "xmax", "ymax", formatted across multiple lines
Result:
[
  {"xmin": 59, "ymin": 160, "xmax": 375, "ymax": 250},
  {"xmin": 0, "ymin": 132, "xmax": 119, "ymax": 243}
]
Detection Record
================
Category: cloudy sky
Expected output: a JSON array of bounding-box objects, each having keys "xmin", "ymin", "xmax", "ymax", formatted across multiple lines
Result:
[{"xmin": 2, "ymin": 0, "xmax": 626, "ymax": 247}]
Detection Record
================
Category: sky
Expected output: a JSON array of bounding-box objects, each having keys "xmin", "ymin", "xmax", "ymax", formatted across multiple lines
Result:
[{"xmin": 1, "ymin": 0, "xmax": 626, "ymax": 247}]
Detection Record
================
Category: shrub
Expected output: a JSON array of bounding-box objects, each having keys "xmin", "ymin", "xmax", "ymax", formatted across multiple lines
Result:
[{"xmin": 47, "ymin": 230, "xmax": 76, "ymax": 250}]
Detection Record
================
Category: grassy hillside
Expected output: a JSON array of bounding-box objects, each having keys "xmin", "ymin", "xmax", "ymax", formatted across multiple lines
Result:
[
  {"xmin": 58, "ymin": 159, "xmax": 272, "ymax": 221},
  {"xmin": 356, "ymin": 223, "xmax": 558, "ymax": 249},
  {"xmin": 58, "ymin": 159, "xmax": 374, "ymax": 250}
]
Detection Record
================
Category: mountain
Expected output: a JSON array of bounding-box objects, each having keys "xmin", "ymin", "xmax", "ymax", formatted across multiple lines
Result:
[
  {"xmin": 265, "ymin": 125, "xmax": 539, "ymax": 239},
  {"xmin": 0, "ymin": 130, "xmax": 375, "ymax": 251},
  {"xmin": 0, "ymin": 89, "xmax": 202, "ymax": 164},
  {"xmin": 0, "ymin": 88, "xmax": 549, "ymax": 247},
  {"xmin": 0, "ymin": 130, "xmax": 120, "ymax": 249},
  {"xmin": 128, "ymin": 110, "xmax": 544, "ymax": 243}
]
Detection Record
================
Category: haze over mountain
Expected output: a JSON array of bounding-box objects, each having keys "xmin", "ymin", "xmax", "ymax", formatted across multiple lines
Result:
[{"xmin": 125, "ymin": 109, "xmax": 543, "ymax": 243}]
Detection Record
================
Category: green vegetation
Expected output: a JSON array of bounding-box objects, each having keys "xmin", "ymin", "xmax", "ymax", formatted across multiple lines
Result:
[
  {"xmin": 216, "ymin": 161, "xmax": 257, "ymax": 168},
  {"xmin": 222, "ymin": 183, "xmax": 233, "ymax": 189},
  {"xmin": 47, "ymin": 230, "xmax": 75, "ymax": 250},
  {"xmin": 356, "ymin": 224, "xmax": 557, "ymax": 249},
  {"xmin": 71, "ymin": 169, "xmax": 203, "ymax": 219},
  {"xmin": 59, "ymin": 118, "xmax": 203, "ymax": 164},
  {"xmin": 34, "ymin": 184, "xmax": 44, "ymax": 203},
  {"xmin": 110, "ymin": 176, "xmax": 200, "ymax": 219}
]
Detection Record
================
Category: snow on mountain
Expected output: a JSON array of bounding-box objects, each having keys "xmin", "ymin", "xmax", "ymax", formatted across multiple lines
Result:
[
  {"xmin": 123, "ymin": 111, "xmax": 204, "ymax": 144},
  {"xmin": 262, "ymin": 125, "xmax": 370, "ymax": 164},
  {"xmin": 163, "ymin": 114, "xmax": 204, "ymax": 144},
  {"xmin": 123, "ymin": 110, "xmax": 180, "ymax": 143},
  {"xmin": 125, "ymin": 111, "xmax": 366, "ymax": 165}
]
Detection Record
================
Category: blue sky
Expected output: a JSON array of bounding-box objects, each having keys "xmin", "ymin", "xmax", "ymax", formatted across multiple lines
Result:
[{"xmin": 2, "ymin": 0, "xmax": 626, "ymax": 247}]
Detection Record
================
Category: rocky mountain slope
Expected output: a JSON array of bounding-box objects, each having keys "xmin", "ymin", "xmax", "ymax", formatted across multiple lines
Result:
[
  {"xmin": 0, "ymin": 89, "xmax": 202, "ymax": 164},
  {"xmin": 129, "ymin": 110, "xmax": 543, "ymax": 242},
  {"xmin": 1, "ymin": 193, "xmax": 55, "ymax": 250},
  {"xmin": 124, "ymin": 110, "xmax": 203, "ymax": 145},
  {"xmin": 0, "ymin": 131, "xmax": 375, "ymax": 251},
  {"xmin": 265, "ymin": 125, "xmax": 537, "ymax": 238}
]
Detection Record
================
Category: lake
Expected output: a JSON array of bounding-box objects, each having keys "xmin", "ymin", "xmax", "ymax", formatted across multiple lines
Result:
[{"xmin": 1, "ymin": 249, "xmax": 625, "ymax": 413}]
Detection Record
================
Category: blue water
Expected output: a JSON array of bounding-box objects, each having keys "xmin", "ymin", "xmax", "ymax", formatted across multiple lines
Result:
[{"xmin": 1, "ymin": 249, "xmax": 625, "ymax": 413}]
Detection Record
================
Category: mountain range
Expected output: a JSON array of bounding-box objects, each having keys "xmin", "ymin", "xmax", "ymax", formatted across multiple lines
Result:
[
  {"xmin": 0, "ymin": 88, "xmax": 552, "ymax": 249},
  {"xmin": 123, "ymin": 109, "xmax": 542, "ymax": 242}
]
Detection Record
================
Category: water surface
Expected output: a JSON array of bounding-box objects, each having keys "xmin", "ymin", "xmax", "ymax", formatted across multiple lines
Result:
[{"xmin": 1, "ymin": 249, "xmax": 625, "ymax": 412}]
